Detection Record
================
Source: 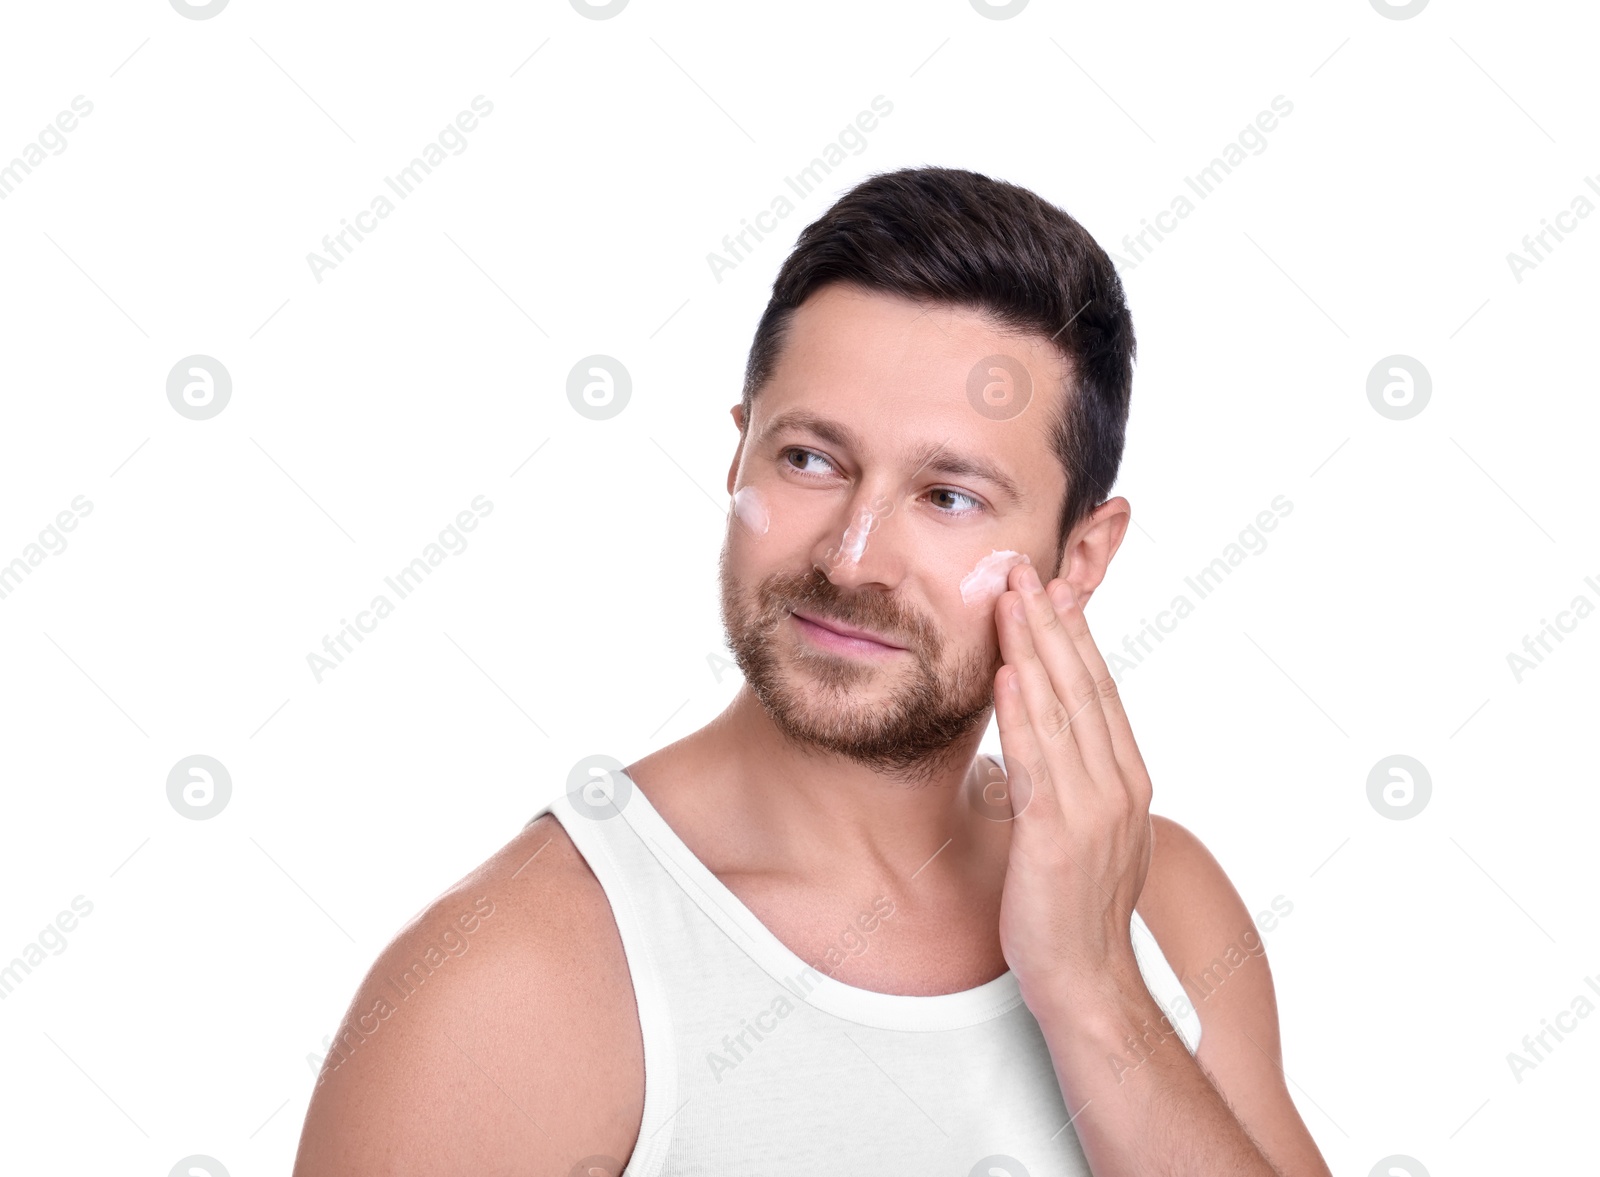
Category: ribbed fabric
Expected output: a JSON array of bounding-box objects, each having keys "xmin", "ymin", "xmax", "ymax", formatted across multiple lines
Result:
[{"xmin": 527, "ymin": 771, "xmax": 1200, "ymax": 1176}]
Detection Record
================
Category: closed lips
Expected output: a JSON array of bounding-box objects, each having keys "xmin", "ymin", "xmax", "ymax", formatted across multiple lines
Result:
[{"xmin": 791, "ymin": 610, "xmax": 904, "ymax": 648}]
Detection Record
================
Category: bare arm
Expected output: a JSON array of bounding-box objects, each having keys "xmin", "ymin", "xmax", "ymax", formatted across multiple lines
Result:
[
  {"xmin": 291, "ymin": 816, "xmax": 643, "ymax": 1176},
  {"xmin": 1027, "ymin": 816, "xmax": 1331, "ymax": 1176}
]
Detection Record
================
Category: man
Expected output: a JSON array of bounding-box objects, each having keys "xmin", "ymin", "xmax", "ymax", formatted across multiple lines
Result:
[{"xmin": 293, "ymin": 167, "xmax": 1333, "ymax": 1175}]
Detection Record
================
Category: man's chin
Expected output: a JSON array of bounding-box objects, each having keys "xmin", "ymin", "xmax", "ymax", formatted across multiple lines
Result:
[{"xmin": 780, "ymin": 646, "xmax": 910, "ymax": 692}]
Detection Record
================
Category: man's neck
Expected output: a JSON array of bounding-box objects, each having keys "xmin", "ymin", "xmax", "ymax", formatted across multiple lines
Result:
[{"xmin": 625, "ymin": 685, "xmax": 1006, "ymax": 908}]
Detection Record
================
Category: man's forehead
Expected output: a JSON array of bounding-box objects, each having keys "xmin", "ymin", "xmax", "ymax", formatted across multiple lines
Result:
[{"xmin": 782, "ymin": 283, "xmax": 1065, "ymax": 372}]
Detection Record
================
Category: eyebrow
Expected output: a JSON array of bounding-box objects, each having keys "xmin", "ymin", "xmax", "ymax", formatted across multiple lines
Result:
[{"xmin": 755, "ymin": 409, "xmax": 1025, "ymax": 506}]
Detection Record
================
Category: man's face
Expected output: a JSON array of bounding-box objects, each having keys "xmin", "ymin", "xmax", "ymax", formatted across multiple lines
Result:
[{"xmin": 719, "ymin": 282, "xmax": 1071, "ymax": 778}]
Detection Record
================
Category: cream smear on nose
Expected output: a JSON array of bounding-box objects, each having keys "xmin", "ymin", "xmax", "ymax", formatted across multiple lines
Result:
[
  {"xmin": 835, "ymin": 506, "xmax": 876, "ymax": 567},
  {"xmin": 960, "ymin": 549, "xmax": 1030, "ymax": 606},
  {"xmin": 732, "ymin": 486, "xmax": 770, "ymax": 536}
]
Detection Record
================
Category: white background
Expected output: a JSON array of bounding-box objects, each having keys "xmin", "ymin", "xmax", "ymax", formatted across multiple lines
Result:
[{"xmin": 1, "ymin": 0, "xmax": 1595, "ymax": 1173}]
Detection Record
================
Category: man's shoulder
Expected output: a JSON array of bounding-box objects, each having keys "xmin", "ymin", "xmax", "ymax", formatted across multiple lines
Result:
[
  {"xmin": 1138, "ymin": 814, "xmax": 1255, "ymax": 973},
  {"xmin": 363, "ymin": 812, "xmax": 627, "ymax": 1018},
  {"xmin": 382, "ymin": 810, "xmax": 626, "ymax": 990},
  {"xmin": 1137, "ymin": 815, "xmax": 1298, "ymax": 1075},
  {"xmin": 292, "ymin": 812, "xmax": 644, "ymax": 1176}
]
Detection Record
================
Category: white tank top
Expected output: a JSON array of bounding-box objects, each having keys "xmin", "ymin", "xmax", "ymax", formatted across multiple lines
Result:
[{"xmin": 527, "ymin": 770, "xmax": 1201, "ymax": 1176}]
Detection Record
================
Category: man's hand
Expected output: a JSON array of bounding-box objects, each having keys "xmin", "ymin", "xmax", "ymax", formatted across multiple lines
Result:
[
  {"xmin": 986, "ymin": 561, "xmax": 1327, "ymax": 1175},
  {"xmin": 990, "ymin": 559, "xmax": 1155, "ymax": 1018}
]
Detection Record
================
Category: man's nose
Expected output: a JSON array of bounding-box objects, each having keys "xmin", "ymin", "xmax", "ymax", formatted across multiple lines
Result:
[{"xmin": 813, "ymin": 493, "xmax": 900, "ymax": 586}]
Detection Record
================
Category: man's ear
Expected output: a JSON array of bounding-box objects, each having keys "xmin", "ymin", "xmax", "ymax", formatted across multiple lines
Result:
[
  {"xmin": 726, "ymin": 404, "xmax": 747, "ymax": 495},
  {"xmin": 1054, "ymin": 496, "xmax": 1131, "ymax": 609}
]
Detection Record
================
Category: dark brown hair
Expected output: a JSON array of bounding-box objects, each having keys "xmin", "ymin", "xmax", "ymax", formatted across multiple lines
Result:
[{"xmin": 740, "ymin": 166, "xmax": 1135, "ymax": 557}]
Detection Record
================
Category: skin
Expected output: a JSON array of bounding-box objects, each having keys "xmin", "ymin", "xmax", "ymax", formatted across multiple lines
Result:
[{"xmin": 292, "ymin": 283, "xmax": 1333, "ymax": 1175}]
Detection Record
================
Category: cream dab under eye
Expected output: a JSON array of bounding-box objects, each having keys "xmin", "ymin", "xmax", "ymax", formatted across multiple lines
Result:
[{"xmin": 732, "ymin": 485, "xmax": 770, "ymax": 536}]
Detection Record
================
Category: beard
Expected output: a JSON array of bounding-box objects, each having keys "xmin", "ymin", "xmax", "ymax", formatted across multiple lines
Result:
[{"xmin": 719, "ymin": 549, "xmax": 1000, "ymax": 784}]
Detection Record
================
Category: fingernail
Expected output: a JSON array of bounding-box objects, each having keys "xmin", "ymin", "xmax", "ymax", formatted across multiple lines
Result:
[{"xmin": 1049, "ymin": 581, "xmax": 1073, "ymax": 609}]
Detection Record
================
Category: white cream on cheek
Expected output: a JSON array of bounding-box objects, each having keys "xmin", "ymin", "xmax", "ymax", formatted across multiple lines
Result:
[
  {"xmin": 960, "ymin": 549, "xmax": 1031, "ymax": 606},
  {"xmin": 732, "ymin": 485, "xmax": 770, "ymax": 536}
]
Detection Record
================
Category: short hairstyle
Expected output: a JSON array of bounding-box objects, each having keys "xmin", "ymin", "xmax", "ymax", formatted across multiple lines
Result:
[{"xmin": 739, "ymin": 166, "xmax": 1136, "ymax": 558}]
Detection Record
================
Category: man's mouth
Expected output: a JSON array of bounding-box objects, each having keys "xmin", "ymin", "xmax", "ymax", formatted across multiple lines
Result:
[{"xmin": 789, "ymin": 609, "xmax": 907, "ymax": 654}]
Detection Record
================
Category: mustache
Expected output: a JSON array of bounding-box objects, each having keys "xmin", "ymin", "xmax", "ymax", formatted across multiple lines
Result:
[{"xmin": 760, "ymin": 568, "xmax": 932, "ymax": 652}]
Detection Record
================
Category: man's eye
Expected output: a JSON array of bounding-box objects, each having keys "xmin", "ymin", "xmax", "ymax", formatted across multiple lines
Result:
[
  {"xmin": 929, "ymin": 488, "xmax": 982, "ymax": 514},
  {"xmin": 783, "ymin": 447, "xmax": 835, "ymax": 474},
  {"xmin": 783, "ymin": 449, "xmax": 983, "ymax": 515}
]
